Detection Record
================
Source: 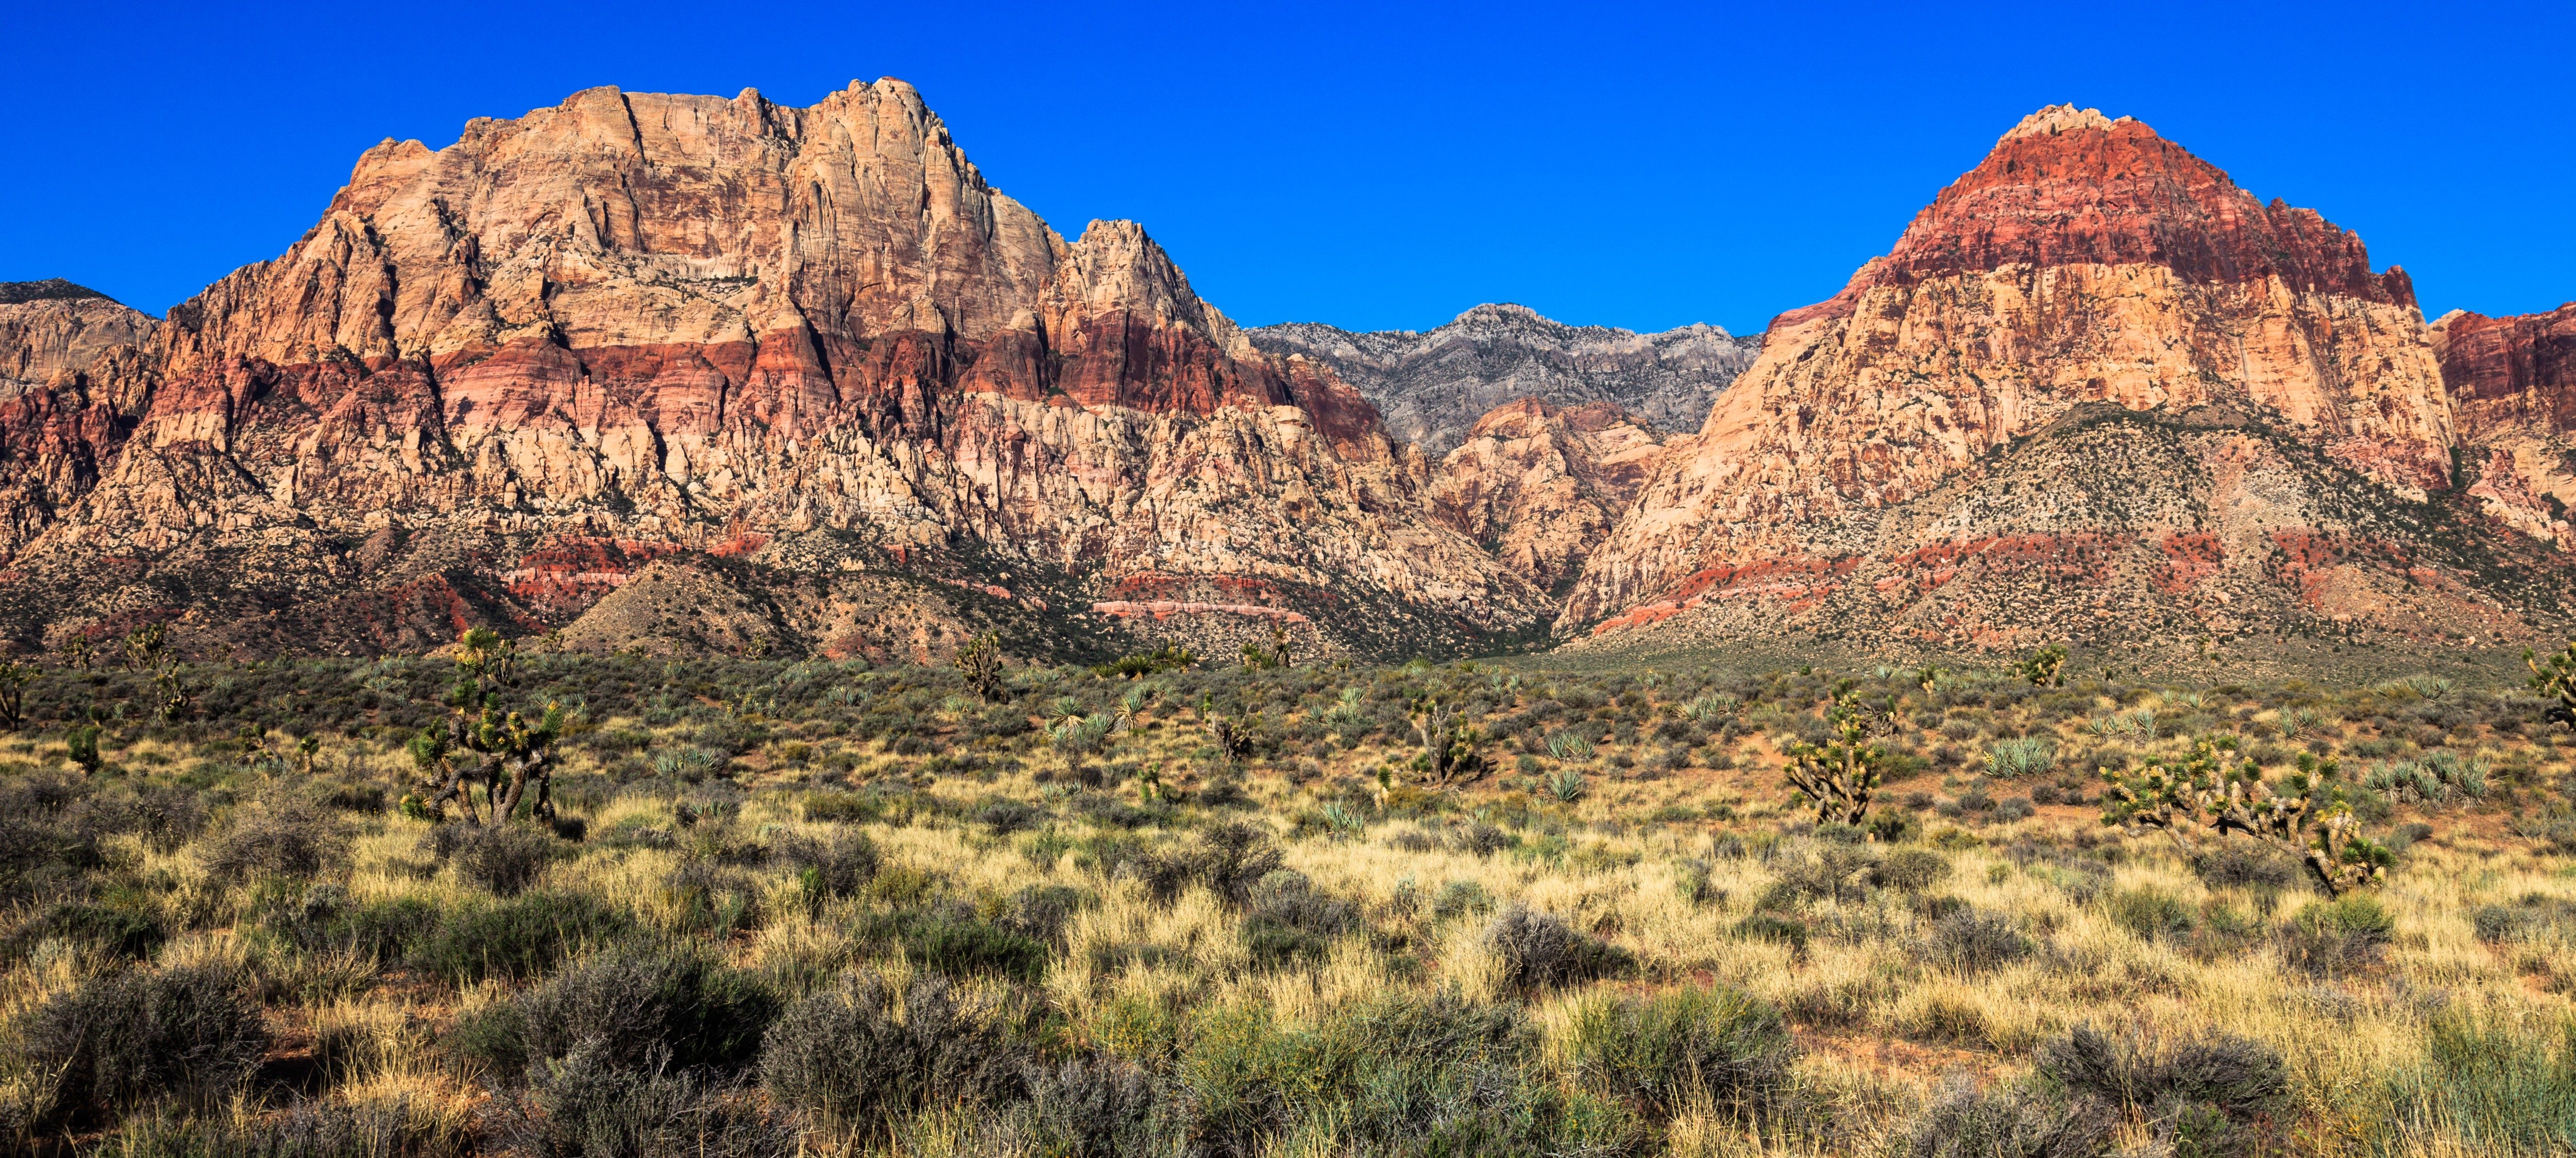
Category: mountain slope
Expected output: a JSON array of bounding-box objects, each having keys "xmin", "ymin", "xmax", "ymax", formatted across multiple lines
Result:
[
  {"xmin": 0, "ymin": 82, "xmax": 1546, "ymax": 659},
  {"xmin": 2435, "ymin": 303, "xmax": 2576, "ymax": 549},
  {"xmin": 1562, "ymin": 105, "xmax": 2569, "ymax": 654},
  {"xmin": 1249, "ymin": 303, "xmax": 1757, "ymax": 455}
]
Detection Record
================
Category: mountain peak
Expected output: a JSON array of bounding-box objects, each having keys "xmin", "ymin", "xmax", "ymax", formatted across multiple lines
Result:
[{"xmin": 1995, "ymin": 103, "xmax": 2139, "ymax": 145}]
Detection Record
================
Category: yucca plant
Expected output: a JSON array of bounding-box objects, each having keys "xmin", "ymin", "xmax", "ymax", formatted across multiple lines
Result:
[{"xmin": 1545, "ymin": 769, "xmax": 1589, "ymax": 804}]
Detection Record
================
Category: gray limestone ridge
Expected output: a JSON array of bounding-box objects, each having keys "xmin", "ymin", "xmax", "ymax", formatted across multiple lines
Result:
[{"xmin": 1247, "ymin": 303, "xmax": 1760, "ymax": 454}]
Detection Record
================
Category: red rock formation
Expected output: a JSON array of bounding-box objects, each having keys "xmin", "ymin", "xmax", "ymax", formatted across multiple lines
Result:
[
  {"xmin": 2436, "ymin": 303, "xmax": 2576, "ymax": 546},
  {"xmin": 1564, "ymin": 106, "xmax": 2562, "ymax": 653},
  {"xmin": 0, "ymin": 82, "xmax": 1544, "ymax": 657}
]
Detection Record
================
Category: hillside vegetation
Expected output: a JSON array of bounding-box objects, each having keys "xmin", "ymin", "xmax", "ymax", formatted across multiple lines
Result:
[{"xmin": 2, "ymin": 639, "xmax": 2573, "ymax": 1155}]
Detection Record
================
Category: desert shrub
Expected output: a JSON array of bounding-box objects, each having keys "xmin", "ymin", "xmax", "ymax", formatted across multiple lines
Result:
[
  {"xmin": 201, "ymin": 799, "xmax": 348, "ymax": 881},
  {"xmin": 1241, "ymin": 870, "xmax": 1357, "ymax": 969},
  {"xmin": 759, "ymin": 974, "xmax": 1026, "ymax": 1131},
  {"xmin": 94, "ymin": 1096, "xmax": 469, "ymax": 1158},
  {"xmin": 509, "ymin": 1041, "xmax": 801, "ymax": 1158},
  {"xmin": 1126, "ymin": 822, "xmax": 1284, "ymax": 905},
  {"xmin": 2279, "ymin": 894, "xmax": 2394, "ymax": 977},
  {"xmin": 1735, "ymin": 912, "xmax": 1810, "ymax": 957},
  {"xmin": 1174, "ymin": 992, "xmax": 1624, "ymax": 1156},
  {"xmin": 1020, "ymin": 1054, "xmax": 1164, "ymax": 1157},
  {"xmin": 2034, "ymin": 1025, "xmax": 2287, "ymax": 1155},
  {"xmin": 412, "ymin": 891, "xmax": 633, "ymax": 984},
  {"xmin": 18, "ymin": 963, "xmax": 269, "ymax": 1122},
  {"xmin": 976, "ymin": 798, "xmax": 1044, "ymax": 835},
  {"xmin": 1451, "ymin": 822, "xmax": 1516, "ymax": 857},
  {"xmin": 1905, "ymin": 1076, "xmax": 2114, "ymax": 1158},
  {"xmin": 470, "ymin": 946, "xmax": 779, "ymax": 1076},
  {"xmin": 2190, "ymin": 842, "xmax": 2302, "ymax": 892},
  {"xmin": 425, "ymin": 822, "xmax": 560, "ymax": 897},
  {"xmin": 799, "ymin": 791, "xmax": 880, "ymax": 824},
  {"xmin": 1926, "ymin": 910, "xmax": 2032, "ymax": 974},
  {"xmin": 1556, "ymin": 984, "xmax": 1793, "ymax": 1121},
  {"xmin": 1431, "ymin": 879, "xmax": 1494, "ymax": 921},
  {"xmin": 1480, "ymin": 907, "xmax": 1633, "ymax": 991},
  {"xmin": 281, "ymin": 893, "xmax": 441, "ymax": 965},
  {"xmin": 2107, "ymin": 886, "xmax": 2196, "ymax": 942},
  {"xmin": 902, "ymin": 911, "xmax": 1049, "ymax": 983},
  {"xmin": 21, "ymin": 898, "xmax": 164, "ymax": 960},
  {"xmin": 1871, "ymin": 849, "xmax": 1951, "ymax": 893},
  {"xmin": 770, "ymin": 830, "xmax": 879, "ymax": 905}
]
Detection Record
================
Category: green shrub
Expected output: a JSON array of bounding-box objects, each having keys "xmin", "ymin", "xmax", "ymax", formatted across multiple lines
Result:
[
  {"xmin": 2391, "ymin": 1008, "xmax": 2576, "ymax": 1154},
  {"xmin": 2033, "ymin": 1025, "xmax": 2287, "ymax": 1155},
  {"xmin": 411, "ymin": 891, "xmax": 632, "ymax": 984},
  {"xmin": 1479, "ymin": 907, "xmax": 1633, "ymax": 992},
  {"xmin": 18, "ymin": 964, "xmax": 269, "ymax": 1123},
  {"xmin": 1872, "ymin": 849, "xmax": 1952, "ymax": 893},
  {"xmin": 1986, "ymin": 737, "xmax": 2059, "ymax": 779},
  {"xmin": 1904, "ymin": 1076, "xmax": 2113, "ymax": 1158},
  {"xmin": 2107, "ymin": 887, "xmax": 2196, "ymax": 942},
  {"xmin": 470, "ymin": 947, "xmax": 779, "ymax": 1076},
  {"xmin": 1557, "ymin": 984, "xmax": 1793, "ymax": 1122},
  {"xmin": 902, "ymin": 912, "xmax": 1049, "ymax": 984},
  {"xmin": 201, "ymin": 799, "xmax": 348, "ymax": 881},
  {"xmin": 1735, "ymin": 912, "xmax": 1810, "ymax": 957}
]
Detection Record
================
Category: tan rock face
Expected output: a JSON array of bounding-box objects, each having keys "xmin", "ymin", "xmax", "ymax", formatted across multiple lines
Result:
[
  {"xmin": 1563, "ymin": 108, "xmax": 2566, "ymax": 651},
  {"xmin": 0, "ymin": 82, "xmax": 1544, "ymax": 657},
  {"xmin": 2435, "ymin": 303, "xmax": 2576, "ymax": 547},
  {"xmin": 1429, "ymin": 398, "xmax": 1665, "ymax": 593}
]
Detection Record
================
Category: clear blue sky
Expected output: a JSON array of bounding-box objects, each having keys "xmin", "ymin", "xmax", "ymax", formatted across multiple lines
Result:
[{"xmin": 5, "ymin": 1, "xmax": 2569, "ymax": 336}]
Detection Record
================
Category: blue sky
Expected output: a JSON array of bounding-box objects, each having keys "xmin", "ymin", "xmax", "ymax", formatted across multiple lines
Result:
[{"xmin": 5, "ymin": 1, "xmax": 2569, "ymax": 336}]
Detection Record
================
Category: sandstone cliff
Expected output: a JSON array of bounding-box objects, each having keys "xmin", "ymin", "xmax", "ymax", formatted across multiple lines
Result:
[
  {"xmin": 1427, "ymin": 398, "xmax": 1666, "ymax": 594},
  {"xmin": 1250, "ymin": 303, "xmax": 1757, "ymax": 454},
  {"xmin": 2435, "ymin": 303, "xmax": 2576, "ymax": 549},
  {"xmin": 1562, "ymin": 106, "xmax": 2568, "ymax": 653},
  {"xmin": 0, "ymin": 82, "xmax": 1546, "ymax": 659}
]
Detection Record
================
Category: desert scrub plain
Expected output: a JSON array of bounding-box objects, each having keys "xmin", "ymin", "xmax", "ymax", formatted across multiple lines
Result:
[{"xmin": 1, "ymin": 642, "xmax": 2574, "ymax": 1156}]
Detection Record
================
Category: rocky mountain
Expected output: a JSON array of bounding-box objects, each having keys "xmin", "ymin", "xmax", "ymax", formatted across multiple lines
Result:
[
  {"xmin": 0, "ymin": 81, "xmax": 1548, "ymax": 661},
  {"xmin": 1427, "ymin": 398, "xmax": 1667, "ymax": 595},
  {"xmin": 1249, "ymin": 304, "xmax": 1757, "ymax": 455},
  {"xmin": 2434, "ymin": 303, "xmax": 2576, "ymax": 549},
  {"xmin": 1562, "ymin": 105, "xmax": 2572, "ymax": 655}
]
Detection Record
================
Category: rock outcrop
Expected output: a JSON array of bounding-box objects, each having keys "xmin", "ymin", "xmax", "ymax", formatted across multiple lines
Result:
[
  {"xmin": 2435, "ymin": 304, "xmax": 2576, "ymax": 548},
  {"xmin": 0, "ymin": 283, "xmax": 161, "ymax": 561},
  {"xmin": 1250, "ymin": 303, "xmax": 1757, "ymax": 455},
  {"xmin": 0, "ymin": 82, "xmax": 1546, "ymax": 659},
  {"xmin": 1428, "ymin": 398, "xmax": 1666, "ymax": 594},
  {"xmin": 1563, "ymin": 106, "xmax": 2569, "ymax": 653}
]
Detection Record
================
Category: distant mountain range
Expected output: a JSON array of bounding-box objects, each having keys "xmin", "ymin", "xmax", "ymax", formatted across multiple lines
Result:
[
  {"xmin": 2, "ymin": 93, "xmax": 2569, "ymax": 663},
  {"xmin": 1249, "ymin": 304, "xmax": 1757, "ymax": 455}
]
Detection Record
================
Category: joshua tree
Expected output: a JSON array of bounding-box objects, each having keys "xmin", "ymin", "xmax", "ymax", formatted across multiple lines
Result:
[
  {"xmin": 2099, "ymin": 736, "xmax": 2390, "ymax": 897},
  {"xmin": 1241, "ymin": 625, "xmax": 1294, "ymax": 671},
  {"xmin": 1409, "ymin": 697, "xmax": 1489, "ymax": 788},
  {"xmin": 67, "ymin": 723, "xmax": 105, "ymax": 776},
  {"xmin": 121, "ymin": 623, "xmax": 167, "ymax": 672},
  {"xmin": 58, "ymin": 635, "xmax": 93, "ymax": 672},
  {"xmin": 1782, "ymin": 691, "xmax": 1892, "ymax": 827},
  {"xmin": 0, "ymin": 659, "xmax": 36, "ymax": 731},
  {"xmin": 2529, "ymin": 641, "xmax": 2576, "ymax": 729},
  {"xmin": 415, "ymin": 628, "xmax": 568, "ymax": 826},
  {"xmin": 1202, "ymin": 696, "xmax": 1257, "ymax": 762},
  {"xmin": 2015, "ymin": 644, "xmax": 2067, "ymax": 687},
  {"xmin": 954, "ymin": 633, "xmax": 1006, "ymax": 701}
]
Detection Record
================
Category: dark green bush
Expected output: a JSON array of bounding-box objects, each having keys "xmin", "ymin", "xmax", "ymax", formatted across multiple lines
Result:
[
  {"xmin": 18, "ymin": 964, "xmax": 269, "ymax": 1122},
  {"xmin": 411, "ymin": 891, "xmax": 632, "ymax": 984},
  {"xmin": 2034, "ymin": 1025, "xmax": 2287, "ymax": 1155},
  {"xmin": 1926, "ymin": 910, "xmax": 2032, "ymax": 974},
  {"xmin": 467, "ymin": 946, "xmax": 779, "ymax": 1077},
  {"xmin": 903, "ymin": 912, "xmax": 1050, "ymax": 983},
  {"xmin": 1479, "ymin": 907, "xmax": 1633, "ymax": 992},
  {"xmin": 1872, "ymin": 849, "xmax": 1952, "ymax": 893}
]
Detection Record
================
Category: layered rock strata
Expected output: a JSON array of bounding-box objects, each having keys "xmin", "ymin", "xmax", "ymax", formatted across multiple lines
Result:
[
  {"xmin": 2435, "ymin": 304, "xmax": 2576, "ymax": 548},
  {"xmin": 1564, "ymin": 106, "xmax": 2567, "ymax": 651},
  {"xmin": 0, "ymin": 82, "xmax": 1546, "ymax": 658}
]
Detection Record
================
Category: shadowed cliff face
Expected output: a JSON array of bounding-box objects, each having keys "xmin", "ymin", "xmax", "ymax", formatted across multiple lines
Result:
[
  {"xmin": 1563, "ymin": 106, "xmax": 2569, "ymax": 654},
  {"xmin": 1428, "ymin": 398, "xmax": 1668, "ymax": 595},
  {"xmin": 0, "ymin": 81, "xmax": 1546, "ymax": 658}
]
